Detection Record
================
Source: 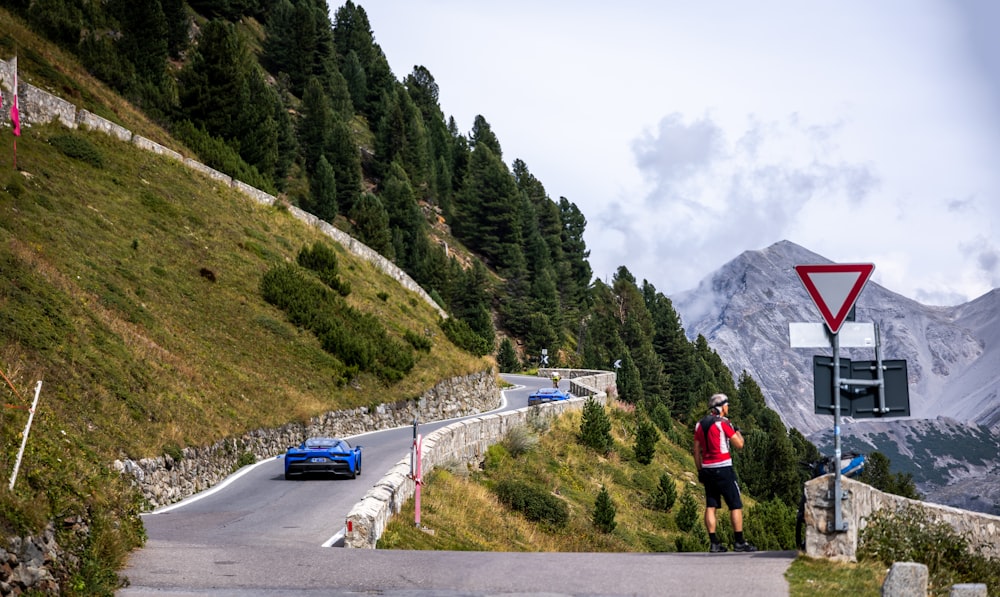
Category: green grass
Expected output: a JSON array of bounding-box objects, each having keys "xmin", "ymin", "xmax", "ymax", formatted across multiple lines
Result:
[
  {"xmin": 0, "ymin": 12, "xmax": 488, "ymax": 593},
  {"xmin": 380, "ymin": 404, "xmax": 712, "ymax": 552},
  {"xmin": 786, "ymin": 557, "xmax": 885, "ymax": 597},
  {"xmin": 377, "ymin": 404, "xmax": 888, "ymax": 595}
]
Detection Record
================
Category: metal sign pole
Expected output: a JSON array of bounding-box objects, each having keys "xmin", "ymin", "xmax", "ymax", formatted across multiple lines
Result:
[
  {"xmin": 831, "ymin": 333, "xmax": 846, "ymax": 532},
  {"xmin": 874, "ymin": 323, "xmax": 887, "ymax": 415},
  {"xmin": 410, "ymin": 418, "xmax": 423, "ymax": 528}
]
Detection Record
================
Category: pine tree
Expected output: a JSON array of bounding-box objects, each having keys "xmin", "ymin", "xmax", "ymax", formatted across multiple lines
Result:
[
  {"xmin": 298, "ymin": 77, "xmax": 331, "ymax": 174},
  {"xmin": 327, "ymin": 117, "xmax": 362, "ymax": 214},
  {"xmin": 644, "ymin": 281, "xmax": 697, "ymax": 413},
  {"xmin": 309, "ymin": 155, "xmax": 338, "ymax": 222},
  {"xmin": 110, "ymin": 0, "xmax": 168, "ymax": 83},
  {"xmin": 405, "ymin": 66, "xmax": 452, "ymax": 202},
  {"xmin": 579, "ymin": 398, "xmax": 612, "ymax": 454},
  {"xmin": 235, "ymin": 69, "xmax": 279, "ymax": 181},
  {"xmin": 652, "ymin": 473, "xmax": 678, "ymax": 512},
  {"xmin": 634, "ymin": 416, "xmax": 658, "ymax": 465},
  {"xmin": 675, "ymin": 485, "xmax": 700, "ymax": 532},
  {"xmin": 558, "ymin": 197, "xmax": 592, "ymax": 312},
  {"xmin": 332, "ymin": 1, "xmax": 393, "ymax": 120},
  {"xmin": 178, "ymin": 19, "xmax": 249, "ymax": 141},
  {"xmin": 470, "ymin": 114, "xmax": 503, "ymax": 158},
  {"xmin": 349, "ymin": 192, "xmax": 392, "ymax": 258},
  {"xmin": 593, "ymin": 485, "xmax": 617, "ymax": 533},
  {"xmin": 497, "ymin": 337, "xmax": 520, "ymax": 373},
  {"xmin": 857, "ymin": 452, "xmax": 921, "ymax": 499},
  {"xmin": 616, "ymin": 350, "xmax": 642, "ymax": 404},
  {"xmin": 380, "ymin": 162, "xmax": 422, "ymax": 269}
]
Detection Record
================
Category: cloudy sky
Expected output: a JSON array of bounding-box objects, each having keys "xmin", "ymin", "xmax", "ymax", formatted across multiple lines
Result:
[{"xmin": 348, "ymin": 1, "xmax": 1000, "ymax": 306}]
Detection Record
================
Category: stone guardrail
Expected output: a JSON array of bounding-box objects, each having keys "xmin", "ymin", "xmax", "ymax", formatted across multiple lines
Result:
[
  {"xmin": 114, "ymin": 371, "xmax": 499, "ymax": 509},
  {"xmin": 803, "ymin": 474, "xmax": 1000, "ymax": 562},
  {"xmin": 0, "ymin": 56, "xmax": 447, "ymax": 319},
  {"xmin": 344, "ymin": 370, "xmax": 616, "ymax": 548}
]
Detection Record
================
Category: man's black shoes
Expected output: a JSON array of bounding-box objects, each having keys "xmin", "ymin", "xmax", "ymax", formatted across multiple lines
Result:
[
  {"xmin": 709, "ymin": 542, "xmax": 728, "ymax": 553},
  {"xmin": 733, "ymin": 541, "xmax": 758, "ymax": 552}
]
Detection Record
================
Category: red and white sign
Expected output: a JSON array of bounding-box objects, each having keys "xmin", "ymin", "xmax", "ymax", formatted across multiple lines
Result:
[{"xmin": 794, "ymin": 263, "xmax": 875, "ymax": 334}]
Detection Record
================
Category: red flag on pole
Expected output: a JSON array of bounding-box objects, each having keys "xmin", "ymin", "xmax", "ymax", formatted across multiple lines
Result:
[{"xmin": 11, "ymin": 56, "xmax": 20, "ymax": 137}]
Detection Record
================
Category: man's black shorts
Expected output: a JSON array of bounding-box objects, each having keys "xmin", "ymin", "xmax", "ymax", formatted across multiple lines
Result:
[{"xmin": 700, "ymin": 466, "xmax": 743, "ymax": 510}]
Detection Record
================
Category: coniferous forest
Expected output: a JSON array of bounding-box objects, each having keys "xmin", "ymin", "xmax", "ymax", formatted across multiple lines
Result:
[{"xmin": 1, "ymin": 0, "xmax": 844, "ymax": 508}]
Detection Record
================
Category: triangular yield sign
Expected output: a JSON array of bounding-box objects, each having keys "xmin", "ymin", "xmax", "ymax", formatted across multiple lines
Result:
[{"xmin": 794, "ymin": 263, "xmax": 875, "ymax": 334}]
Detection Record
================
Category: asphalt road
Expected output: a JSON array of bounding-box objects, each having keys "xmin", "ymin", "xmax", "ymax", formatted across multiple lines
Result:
[{"xmin": 118, "ymin": 374, "xmax": 795, "ymax": 596}]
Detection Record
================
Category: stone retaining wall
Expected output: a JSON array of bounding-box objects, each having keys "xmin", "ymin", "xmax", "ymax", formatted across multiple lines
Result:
[
  {"xmin": 113, "ymin": 370, "xmax": 498, "ymax": 509},
  {"xmin": 803, "ymin": 474, "xmax": 1000, "ymax": 561},
  {"xmin": 77, "ymin": 108, "xmax": 132, "ymax": 142},
  {"xmin": 344, "ymin": 370, "xmax": 614, "ymax": 548}
]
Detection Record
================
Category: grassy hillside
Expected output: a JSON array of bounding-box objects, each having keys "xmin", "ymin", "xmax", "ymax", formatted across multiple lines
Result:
[{"xmin": 0, "ymin": 15, "xmax": 486, "ymax": 592}]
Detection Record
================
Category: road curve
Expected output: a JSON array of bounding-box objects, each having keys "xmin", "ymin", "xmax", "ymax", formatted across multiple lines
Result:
[{"xmin": 118, "ymin": 374, "xmax": 795, "ymax": 596}]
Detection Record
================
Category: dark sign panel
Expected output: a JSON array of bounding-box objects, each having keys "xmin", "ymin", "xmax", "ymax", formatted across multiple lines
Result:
[{"xmin": 813, "ymin": 356, "xmax": 910, "ymax": 418}]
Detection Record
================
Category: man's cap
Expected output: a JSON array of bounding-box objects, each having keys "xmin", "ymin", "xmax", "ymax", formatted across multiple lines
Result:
[{"xmin": 709, "ymin": 393, "xmax": 729, "ymax": 409}]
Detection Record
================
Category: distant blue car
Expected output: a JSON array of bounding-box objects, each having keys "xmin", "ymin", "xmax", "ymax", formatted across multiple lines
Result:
[
  {"xmin": 527, "ymin": 388, "xmax": 572, "ymax": 406},
  {"xmin": 284, "ymin": 437, "xmax": 362, "ymax": 480}
]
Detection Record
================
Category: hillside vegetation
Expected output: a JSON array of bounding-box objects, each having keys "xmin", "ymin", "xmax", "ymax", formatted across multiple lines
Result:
[{"xmin": 0, "ymin": 14, "xmax": 486, "ymax": 592}]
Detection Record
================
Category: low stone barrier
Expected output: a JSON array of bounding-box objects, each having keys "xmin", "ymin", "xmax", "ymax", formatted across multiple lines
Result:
[
  {"xmin": 114, "ymin": 370, "xmax": 499, "ymax": 509},
  {"xmin": 77, "ymin": 109, "xmax": 132, "ymax": 142},
  {"xmin": 803, "ymin": 474, "xmax": 1000, "ymax": 562},
  {"xmin": 19, "ymin": 82, "xmax": 76, "ymax": 129},
  {"xmin": 344, "ymin": 371, "xmax": 614, "ymax": 548},
  {"xmin": 184, "ymin": 158, "xmax": 232, "ymax": 185},
  {"xmin": 131, "ymin": 134, "xmax": 183, "ymax": 162},
  {"xmin": 231, "ymin": 179, "xmax": 276, "ymax": 206}
]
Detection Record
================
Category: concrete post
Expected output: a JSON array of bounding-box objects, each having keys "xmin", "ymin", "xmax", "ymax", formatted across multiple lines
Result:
[{"xmin": 881, "ymin": 562, "xmax": 927, "ymax": 597}]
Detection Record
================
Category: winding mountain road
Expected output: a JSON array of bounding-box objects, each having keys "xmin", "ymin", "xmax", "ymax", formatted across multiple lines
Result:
[{"xmin": 117, "ymin": 374, "xmax": 794, "ymax": 596}]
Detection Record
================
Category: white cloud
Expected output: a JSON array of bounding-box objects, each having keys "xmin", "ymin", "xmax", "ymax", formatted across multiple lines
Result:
[{"xmin": 350, "ymin": 0, "xmax": 1000, "ymax": 305}]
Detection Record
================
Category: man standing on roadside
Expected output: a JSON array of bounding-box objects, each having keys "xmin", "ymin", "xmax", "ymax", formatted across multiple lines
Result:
[{"xmin": 693, "ymin": 393, "xmax": 757, "ymax": 553}]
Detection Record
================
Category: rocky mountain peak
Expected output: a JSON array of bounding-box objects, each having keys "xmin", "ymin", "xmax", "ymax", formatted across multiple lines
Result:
[{"xmin": 672, "ymin": 240, "xmax": 1000, "ymax": 511}]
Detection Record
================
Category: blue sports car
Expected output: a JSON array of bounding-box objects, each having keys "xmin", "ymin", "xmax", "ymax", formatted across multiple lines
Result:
[
  {"xmin": 284, "ymin": 437, "xmax": 362, "ymax": 480},
  {"xmin": 527, "ymin": 388, "xmax": 572, "ymax": 406}
]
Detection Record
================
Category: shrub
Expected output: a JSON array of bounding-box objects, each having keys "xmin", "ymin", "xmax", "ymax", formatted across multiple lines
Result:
[
  {"xmin": 235, "ymin": 452, "xmax": 256, "ymax": 469},
  {"xmin": 675, "ymin": 532, "xmax": 707, "ymax": 553},
  {"xmin": 261, "ymin": 264, "xmax": 413, "ymax": 381},
  {"xmin": 650, "ymin": 402, "xmax": 673, "ymax": 433},
  {"xmin": 744, "ymin": 499, "xmax": 795, "ymax": 550},
  {"xmin": 171, "ymin": 120, "xmax": 273, "ymax": 192},
  {"xmin": 483, "ymin": 444, "xmax": 509, "ymax": 472},
  {"xmin": 50, "ymin": 133, "xmax": 104, "ymax": 167},
  {"xmin": 502, "ymin": 426, "xmax": 539, "ymax": 457},
  {"xmin": 163, "ymin": 444, "xmax": 184, "ymax": 462},
  {"xmin": 494, "ymin": 480, "xmax": 568, "ymax": 528},
  {"xmin": 5, "ymin": 173, "xmax": 24, "ymax": 198},
  {"xmin": 440, "ymin": 316, "xmax": 490, "ymax": 356},
  {"xmin": 858, "ymin": 505, "xmax": 1000, "ymax": 595},
  {"xmin": 403, "ymin": 329, "xmax": 432, "ymax": 352},
  {"xmin": 297, "ymin": 242, "xmax": 350, "ymax": 295}
]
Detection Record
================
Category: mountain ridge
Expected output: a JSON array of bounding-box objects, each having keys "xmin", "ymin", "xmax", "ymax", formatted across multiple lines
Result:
[{"xmin": 673, "ymin": 239, "xmax": 1000, "ymax": 512}]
